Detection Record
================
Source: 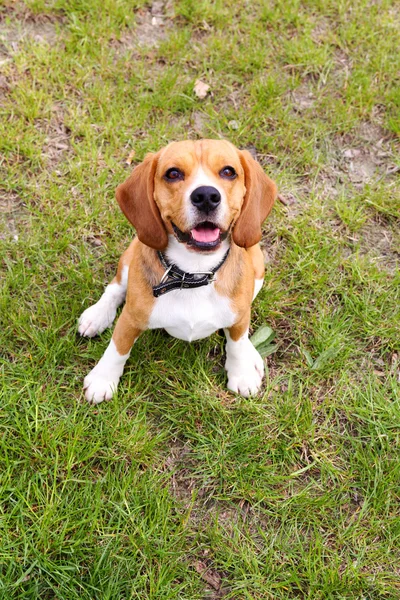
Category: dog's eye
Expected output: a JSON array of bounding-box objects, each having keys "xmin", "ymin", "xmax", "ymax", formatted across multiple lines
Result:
[
  {"xmin": 219, "ymin": 166, "xmax": 237, "ymax": 180},
  {"xmin": 164, "ymin": 168, "xmax": 184, "ymax": 182}
]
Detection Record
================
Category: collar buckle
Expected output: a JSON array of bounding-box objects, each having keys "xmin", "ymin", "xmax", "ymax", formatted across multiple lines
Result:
[{"xmin": 160, "ymin": 264, "xmax": 172, "ymax": 283}]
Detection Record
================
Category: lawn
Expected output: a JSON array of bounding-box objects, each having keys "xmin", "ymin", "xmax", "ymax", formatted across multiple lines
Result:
[{"xmin": 0, "ymin": 0, "xmax": 399, "ymax": 598}]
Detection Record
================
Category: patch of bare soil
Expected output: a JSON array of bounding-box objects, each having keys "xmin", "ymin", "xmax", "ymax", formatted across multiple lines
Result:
[
  {"xmin": 311, "ymin": 17, "xmax": 333, "ymax": 43},
  {"xmin": 357, "ymin": 220, "xmax": 400, "ymax": 273},
  {"xmin": 0, "ymin": 72, "xmax": 11, "ymax": 103},
  {"xmin": 0, "ymin": 190, "xmax": 26, "ymax": 240},
  {"xmin": 190, "ymin": 498, "xmax": 274, "ymax": 597},
  {"xmin": 163, "ymin": 439, "xmax": 194, "ymax": 505},
  {"xmin": 261, "ymin": 223, "xmax": 283, "ymax": 266},
  {"xmin": 326, "ymin": 121, "xmax": 398, "ymax": 188},
  {"xmin": 331, "ymin": 48, "xmax": 352, "ymax": 88},
  {"xmin": 177, "ymin": 97, "xmax": 247, "ymax": 138},
  {"xmin": 291, "ymin": 84, "xmax": 315, "ymax": 113},
  {"xmin": 113, "ymin": 0, "xmax": 173, "ymax": 52},
  {"xmin": 35, "ymin": 104, "xmax": 72, "ymax": 168},
  {"xmin": 0, "ymin": 9, "xmax": 60, "ymax": 56},
  {"xmin": 159, "ymin": 111, "xmax": 213, "ymax": 139},
  {"xmin": 164, "ymin": 441, "xmax": 314, "ymax": 596},
  {"xmin": 193, "ymin": 559, "xmax": 227, "ymax": 597},
  {"xmin": 359, "ymin": 351, "xmax": 400, "ymax": 383},
  {"xmin": 162, "ymin": 443, "xmax": 231, "ymax": 594},
  {"xmin": 190, "ymin": 111, "xmax": 211, "ymax": 137},
  {"xmin": 164, "ymin": 442, "xmax": 244, "ymax": 517}
]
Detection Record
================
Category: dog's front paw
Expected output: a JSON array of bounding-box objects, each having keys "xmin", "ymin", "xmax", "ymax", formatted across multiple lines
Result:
[
  {"xmin": 78, "ymin": 302, "xmax": 117, "ymax": 338},
  {"xmin": 225, "ymin": 343, "xmax": 264, "ymax": 397},
  {"xmin": 83, "ymin": 368, "xmax": 120, "ymax": 404}
]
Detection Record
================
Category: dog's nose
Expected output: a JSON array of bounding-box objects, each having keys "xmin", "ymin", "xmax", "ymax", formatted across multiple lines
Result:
[{"xmin": 190, "ymin": 186, "xmax": 221, "ymax": 213}]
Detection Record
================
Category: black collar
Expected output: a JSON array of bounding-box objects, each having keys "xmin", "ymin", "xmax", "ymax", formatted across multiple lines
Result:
[{"xmin": 153, "ymin": 249, "xmax": 230, "ymax": 297}]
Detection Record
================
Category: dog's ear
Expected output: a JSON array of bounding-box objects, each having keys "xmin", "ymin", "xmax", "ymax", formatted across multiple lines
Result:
[
  {"xmin": 116, "ymin": 152, "xmax": 168, "ymax": 250},
  {"xmin": 232, "ymin": 150, "xmax": 277, "ymax": 248}
]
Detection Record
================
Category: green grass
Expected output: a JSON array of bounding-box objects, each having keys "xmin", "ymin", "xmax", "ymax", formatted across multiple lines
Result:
[{"xmin": 1, "ymin": 0, "xmax": 399, "ymax": 597}]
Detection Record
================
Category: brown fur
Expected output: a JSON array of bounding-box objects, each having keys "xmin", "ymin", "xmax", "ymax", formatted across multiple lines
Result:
[
  {"xmin": 215, "ymin": 245, "xmax": 258, "ymax": 341},
  {"xmin": 153, "ymin": 140, "xmax": 247, "ymax": 237},
  {"xmin": 233, "ymin": 150, "xmax": 277, "ymax": 248},
  {"xmin": 116, "ymin": 140, "xmax": 276, "ymax": 250},
  {"xmin": 111, "ymin": 239, "xmax": 162, "ymax": 354},
  {"xmin": 112, "ymin": 309, "xmax": 142, "ymax": 355},
  {"xmin": 110, "ymin": 140, "xmax": 276, "ymax": 356},
  {"xmin": 247, "ymin": 244, "xmax": 265, "ymax": 280},
  {"xmin": 112, "ymin": 238, "xmax": 137, "ymax": 285},
  {"xmin": 116, "ymin": 152, "xmax": 168, "ymax": 250},
  {"xmin": 227, "ymin": 308, "xmax": 251, "ymax": 342}
]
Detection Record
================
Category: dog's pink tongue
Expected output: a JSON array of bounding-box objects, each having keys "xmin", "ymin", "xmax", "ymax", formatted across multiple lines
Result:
[{"xmin": 191, "ymin": 226, "xmax": 220, "ymax": 243}]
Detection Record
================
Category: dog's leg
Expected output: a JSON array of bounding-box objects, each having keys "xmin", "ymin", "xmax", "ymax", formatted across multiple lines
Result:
[
  {"xmin": 83, "ymin": 308, "xmax": 141, "ymax": 404},
  {"xmin": 224, "ymin": 311, "xmax": 264, "ymax": 397},
  {"xmin": 253, "ymin": 278, "xmax": 264, "ymax": 301},
  {"xmin": 78, "ymin": 242, "xmax": 134, "ymax": 337},
  {"xmin": 246, "ymin": 244, "xmax": 265, "ymax": 300}
]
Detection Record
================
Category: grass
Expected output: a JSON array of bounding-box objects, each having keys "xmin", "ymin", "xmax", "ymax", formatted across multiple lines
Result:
[{"xmin": 0, "ymin": 0, "xmax": 399, "ymax": 597}]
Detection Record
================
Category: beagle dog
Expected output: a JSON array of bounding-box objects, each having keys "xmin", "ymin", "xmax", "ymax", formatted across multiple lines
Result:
[{"xmin": 78, "ymin": 139, "xmax": 277, "ymax": 403}]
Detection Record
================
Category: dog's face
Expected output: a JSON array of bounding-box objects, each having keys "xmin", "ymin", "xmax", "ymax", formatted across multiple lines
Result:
[
  {"xmin": 116, "ymin": 139, "xmax": 277, "ymax": 252},
  {"xmin": 154, "ymin": 140, "xmax": 247, "ymax": 251}
]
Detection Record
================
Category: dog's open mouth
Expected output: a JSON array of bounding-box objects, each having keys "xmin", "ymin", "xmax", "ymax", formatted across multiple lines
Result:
[
  {"xmin": 172, "ymin": 221, "xmax": 227, "ymax": 251},
  {"xmin": 191, "ymin": 222, "xmax": 220, "ymax": 244}
]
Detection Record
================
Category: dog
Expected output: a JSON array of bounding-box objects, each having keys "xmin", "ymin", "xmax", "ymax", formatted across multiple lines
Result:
[{"xmin": 78, "ymin": 139, "xmax": 277, "ymax": 403}]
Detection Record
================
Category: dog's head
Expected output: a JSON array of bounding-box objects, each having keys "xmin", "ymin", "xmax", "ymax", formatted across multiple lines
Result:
[{"xmin": 116, "ymin": 139, "xmax": 277, "ymax": 252}]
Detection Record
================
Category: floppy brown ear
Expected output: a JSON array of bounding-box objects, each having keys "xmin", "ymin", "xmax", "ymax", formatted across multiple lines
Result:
[
  {"xmin": 116, "ymin": 152, "xmax": 168, "ymax": 250},
  {"xmin": 232, "ymin": 150, "xmax": 277, "ymax": 248}
]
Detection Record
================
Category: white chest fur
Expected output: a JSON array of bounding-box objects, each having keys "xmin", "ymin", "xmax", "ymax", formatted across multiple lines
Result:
[
  {"xmin": 148, "ymin": 237, "xmax": 237, "ymax": 342},
  {"xmin": 148, "ymin": 283, "xmax": 236, "ymax": 342}
]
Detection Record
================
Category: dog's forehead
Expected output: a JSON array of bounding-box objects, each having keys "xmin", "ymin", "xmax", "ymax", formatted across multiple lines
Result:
[{"xmin": 158, "ymin": 139, "xmax": 241, "ymax": 171}]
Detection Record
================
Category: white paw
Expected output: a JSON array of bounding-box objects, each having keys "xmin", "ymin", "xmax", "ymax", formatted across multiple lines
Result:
[
  {"xmin": 225, "ymin": 342, "xmax": 264, "ymax": 397},
  {"xmin": 83, "ymin": 367, "xmax": 120, "ymax": 404},
  {"xmin": 78, "ymin": 301, "xmax": 116, "ymax": 337},
  {"xmin": 83, "ymin": 340, "xmax": 129, "ymax": 404}
]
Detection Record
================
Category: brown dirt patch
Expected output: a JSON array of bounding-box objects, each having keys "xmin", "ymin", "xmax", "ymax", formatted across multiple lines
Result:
[
  {"xmin": 291, "ymin": 84, "xmax": 315, "ymax": 113},
  {"xmin": 0, "ymin": 10, "xmax": 60, "ymax": 56},
  {"xmin": 163, "ymin": 439, "xmax": 195, "ymax": 505},
  {"xmin": 35, "ymin": 104, "xmax": 72, "ymax": 168},
  {"xmin": 163, "ymin": 441, "xmax": 267, "ymax": 530},
  {"xmin": 160, "ymin": 111, "xmax": 214, "ymax": 139},
  {"xmin": 341, "ymin": 148, "xmax": 379, "ymax": 184},
  {"xmin": 331, "ymin": 49, "xmax": 352, "ymax": 88},
  {"xmin": 113, "ymin": 1, "xmax": 173, "ymax": 52},
  {"xmin": 193, "ymin": 559, "xmax": 226, "ymax": 597},
  {"xmin": 311, "ymin": 17, "xmax": 333, "ymax": 43},
  {"xmin": 0, "ymin": 72, "xmax": 11, "ymax": 103},
  {"xmin": 325, "ymin": 121, "xmax": 398, "ymax": 188},
  {"xmin": 0, "ymin": 190, "xmax": 26, "ymax": 240},
  {"xmin": 261, "ymin": 224, "xmax": 284, "ymax": 266},
  {"xmin": 357, "ymin": 220, "xmax": 400, "ymax": 273},
  {"xmin": 190, "ymin": 111, "xmax": 211, "ymax": 137}
]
